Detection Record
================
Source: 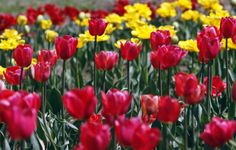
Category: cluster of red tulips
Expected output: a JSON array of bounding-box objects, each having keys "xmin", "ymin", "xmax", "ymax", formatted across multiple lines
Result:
[{"xmin": 0, "ymin": 0, "xmax": 235, "ymax": 150}]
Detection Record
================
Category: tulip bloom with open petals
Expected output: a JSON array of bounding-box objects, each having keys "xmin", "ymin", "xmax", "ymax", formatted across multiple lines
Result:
[
  {"xmin": 204, "ymin": 76, "xmax": 226, "ymax": 97},
  {"xmin": 150, "ymin": 30, "xmax": 171, "ymax": 50},
  {"xmin": 55, "ymin": 35, "xmax": 78, "ymax": 60},
  {"xmin": 200, "ymin": 117, "xmax": 236, "ymax": 148},
  {"xmin": 233, "ymin": 81, "xmax": 236, "ymax": 102},
  {"xmin": 220, "ymin": 17, "xmax": 236, "ymax": 39},
  {"xmin": 95, "ymin": 51, "xmax": 119, "ymax": 70},
  {"xmin": 62, "ymin": 86, "xmax": 97, "ymax": 120},
  {"xmin": 197, "ymin": 26, "xmax": 221, "ymax": 63},
  {"xmin": 120, "ymin": 40, "xmax": 142, "ymax": 61},
  {"xmin": 32, "ymin": 62, "xmax": 51, "ymax": 83},
  {"xmin": 101, "ymin": 89, "xmax": 132, "ymax": 123},
  {"xmin": 89, "ymin": 19, "xmax": 108, "ymax": 36},
  {"xmin": 150, "ymin": 45, "xmax": 187, "ymax": 70},
  {"xmin": 4, "ymin": 66, "xmax": 25, "ymax": 85},
  {"xmin": 75, "ymin": 121, "xmax": 111, "ymax": 150},
  {"xmin": 156, "ymin": 96, "xmax": 181, "ymax": 123},
  {"xmin": 115, "ymin": 116, "xmax": 142, "ymax": 147},
  {"xmin": 174, "ymin": 72, "xmax": 205, "ymax": 104},
  {"xmin": 38, "ymin": 49, "xmax": 58, "ymax": 67},
  {"xmin": 13, "ymin": 44, "xmax": 33, "ymax": 67}
]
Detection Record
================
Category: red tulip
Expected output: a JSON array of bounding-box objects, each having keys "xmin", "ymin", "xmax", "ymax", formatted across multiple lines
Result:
[
  {"xmin": 0, "ymin": 90, "xmax": 41, "ymax": 140},
  {"xmin": 64, "ymin": 6, "xmax": 79, "ymax": 20},
  {"xmin": 38, "ymin": 49, "xmax": 58, "ymax": 67},
  {"xmin": 140, "ymin": 94, "xmax": 158, "ymax": 123},
  {"xmin": 44, "ymin": 4, "xmax": 65, "ymax": 25},
  {"xmin": 150, "ymin": 45, "xmax": 187, "ymax": 70},
  {"xmin": 120, "ymin": 40, "xmax": 142, "ymax": 61},
  {"xmin": 0, "ymin": 13, "xmax": 16, "ymax": 31},
  {"xmin": 112, "ymin": 0, "xmax": 129, "ymax": 16},
  {"xmin": 115, "ymin": 116, "xmax": 142, "ymax": 147},
  {"xmin": 55, "ymin": 35, "xmax": 78, "ymax": 60},
  {"xmin": 62, "ymin": 86, "xmax": 97, "ymax": 120},
  {"xmin": 13, "ymin": 44, "xmax": 33, "ymax": 67},
  {"xmin": 147, "ymin": 2, "xmax": 156, "ymax": 19},
  {"xmin": 26, "ymin": 7, "xmax": 42, "ymax": 25},
  {"xmin": 191, "ymin": 0, "xmax": 198, "ymax": 10},
  {"xmin": 95, "ymin": 51, "xmax": 119, "ymax": 70},
  {"xmin": 78, "ymin": 121, "xmax": 111, "ymax": 150},
  {"xmin": 88, "ymin": 19, "xmax": 108, "ymax": 36},
  {"xmin": 197, "ymin": 26, "xmax": 221, "ymax": 63},
  {"xmin": 156, "ymin": 96, "xmax": 181, "ymax": 123},
  {"xmin": 150, "ymin": 30, "xmax": 171, "ymax": 50},
  {"xmin": 132, "ymin": 124, "xmax": 161, "ymax": 150},
  {"xmin": 101, "ymin": 89, "xmax": 132, "ymax": 118},
  {"xmin": 90, "ymin": 10, "xmax": 109, "ymax": 19},
  {"xmin": 88, "ymin": 114, "xmax": 102, "ymax": 123},
  {"xmin": 200, "ymin": 117, "xmax": 236, "ymax": 148},
  {"xmin": 174, "ymin": 72, "xmax": 205, "ymax": 104},
  {"xmin": 232, "ymin": 81, "xmax": 236, "ymax": 102},
  {"xmin": 204, "ymin": 76, "xmax": 226, "ymax": 97},
  {"xmin": 4, "ymin": 66, "xmax": 25, "ymax": 85},
  {"xmin": 220, "ymin": 17, "xmax": 236, "ymax": 38},
  {"xmin": 32, "ymin": 62, "xmax": 51, "ymax": 83}
]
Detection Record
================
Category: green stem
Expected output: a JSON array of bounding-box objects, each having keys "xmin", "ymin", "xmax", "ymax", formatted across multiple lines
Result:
[
  {"xmin": 19, "ymin": 67, "xmax": 24, "ymax": 90},
  {"xmin": 201, "ymin": 62, "xmax": 205, "ymax": 83},
  {"xmin": 61, "ymin": 60, "xmax": 66, "ymax": 143},
  {"xmin": 127, "ymin": 61, "xmax": 130, "ymax": 92},
  {"xmin": 163, "ymin": 124, "xmax": 168, "ymax": 150},
  {"xmin": 225, "ymin": 38, "xmax": 230, "ymax": 101},
  {"xmin": 184, "ymin": 108, "xmax": 188, "ymax": 150},
  {"xmin": 158, "ymin": 65, "xmax": 162, "ymax": 95},
  {"xmin": 167, "ymin": 68, "xmax": 171, "ymax": 95},
  {"xmin": 207, "ymin": 62, "xmax": 212, "ymax": 118},
  {"xmin": 192, "ymin": 105, "xmax": 195, "ymax": 150},
  {"xmin": 103, "ymin": 70, "xmax": 106, "ymax": 92},
  {"xmin": 93, "ymin": 35, "xmax": 97, "ymax": 95}
]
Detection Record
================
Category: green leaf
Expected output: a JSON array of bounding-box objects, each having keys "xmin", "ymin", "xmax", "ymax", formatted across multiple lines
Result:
[
  {"xmin": 30, "ymin": 133, "xmax": 41, "ymax": 150},
  {"xmin": 47, "ymin": 88, "xmax": 63, "ymax": 114}
]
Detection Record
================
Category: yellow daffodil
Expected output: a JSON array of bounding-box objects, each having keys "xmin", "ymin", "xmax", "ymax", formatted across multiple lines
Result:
[
  {"xmin": 156, "ymin": 2, "xmax": 177, "ymax": 18},
  {"xmin": 124, "ymin": 3, "xmax": 151, "ymax": 22},
  {"xmin": 105, "ymin": 13, "xmax": 124, "ymax": 25},
  {"xmin": 0, "ymin": 29, "xmax": 22, "ymax": 40},
  {"xmin": 77, "ymin": 38, "xmax": 87, "ymax": 49},
  {"xmin": 158, "ymin": 25, "xmax": 176, "ymax": 36},
  {"xmin": 198, "ymin": 0, "xmax": 219, "ymax": 10},
  {"xmin": 114, "ymin": 38, "xmax": 141, "ymax": 49},
  {"xmin": 17, "ymin": 15, "xmax": 28, "ymax": 26},
  {"xmin": 79, "ymin": 31, "xmax": 110, "ymax": 42},
  {"xmin": 45, "ymin": 30, "xmax": 59, "ymax": 43},
  {"xmin": 125, "ymin": 20, "xmax": 147, "ymax": 30},
  {"xmin": 181, "ymin": 10, "xmax": 200, "ymax": 22},
  {"xmin": 40, "ymin": 19, "xmax": 52, "ymax": 30},
  {"xmin": 131, "ymin": 24, "xmax": 156, "ymax": 39},
  {"xmin": 178, "ymin": 40, "xmax": 199, "ymax": 52}
]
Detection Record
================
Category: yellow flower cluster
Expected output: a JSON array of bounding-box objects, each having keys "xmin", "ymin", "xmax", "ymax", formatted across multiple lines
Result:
[
  {"xmin": 176, "ymin": 0, "xmax": 192, "ymax": 10},
  {"xmin": 0, "ymin": 29, "xmax": 25, "ymax": 51},
  {"xmin": 198, "ymin": 0, "xmax": 220, "ymax": 10},
  {"xmin": 181, "ymin": 10, "xmax": 200, "ymax": 22},
  {"xmin": 74, "ymin": 12, "xmax": 90, "ymax": 27},
  {"xmin": 178, "ymin": 39, "xmax": 199, "ymax": 52},
  {"xmin": 105, "ymin": 13, "xmax": 124, "ymax": 30},
  {"xmin": 156, "ymin": 2, "xmax": 177, "ymax": 18}
]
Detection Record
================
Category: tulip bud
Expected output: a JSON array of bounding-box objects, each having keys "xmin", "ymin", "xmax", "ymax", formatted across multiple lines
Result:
[
  {"xmin": 89, "ymin": 19, "xmax": 108, "ymax": 36},
  {"xmin": 45, "ymin": 30, "xmax": 59, "ymax": 43},
  {"xmin": 17, "ymin": 15, "xmax": 27, "ymax": 26},
  {"xmin": 13, "ymin": 44, "xmax": 33, "ymax": 67},
  {"xmin": 55, "ymin": 35, "xmax": 78, "ymax": 60}
]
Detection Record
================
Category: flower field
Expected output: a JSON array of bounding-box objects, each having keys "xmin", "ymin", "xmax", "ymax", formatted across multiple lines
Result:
[{"xmin": 0, "ymin": 0, "xmax": 236, "ymax": 150}]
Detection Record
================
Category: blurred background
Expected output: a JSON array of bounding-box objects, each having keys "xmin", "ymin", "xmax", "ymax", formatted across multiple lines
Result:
[{"xmin": 0, "ymin": 0, "xmax": 234, "ymax": 13}]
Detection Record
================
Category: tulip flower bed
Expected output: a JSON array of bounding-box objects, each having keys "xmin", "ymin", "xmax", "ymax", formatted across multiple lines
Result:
[{"xmin": 0, "ymin": 0, "xmax": 236, "ymax": 150}]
